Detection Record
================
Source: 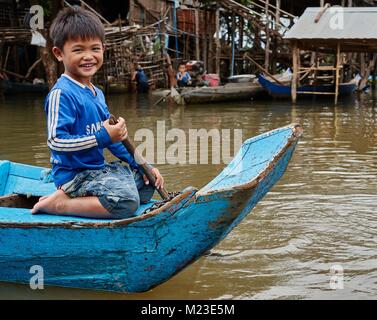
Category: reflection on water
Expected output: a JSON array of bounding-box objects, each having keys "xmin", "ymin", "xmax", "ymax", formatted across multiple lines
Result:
[{"xmin": 0, "ymin": 91, "xmax": 377, "ymax": 299}]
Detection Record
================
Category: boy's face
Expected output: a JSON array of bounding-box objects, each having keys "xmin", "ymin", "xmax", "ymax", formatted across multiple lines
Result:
[
  {"xmin": 178, "ymin": 65, "xmax": 186, "ymax": 73},
  {"xmin": 52, "ymin": 37, "xmax": 104, "ymax": 85}
]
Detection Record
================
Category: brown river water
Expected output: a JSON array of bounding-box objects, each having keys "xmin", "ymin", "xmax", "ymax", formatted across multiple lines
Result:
[{"xmin": 0, "ymin": 91, "xmax": 376, "ymax": 299}]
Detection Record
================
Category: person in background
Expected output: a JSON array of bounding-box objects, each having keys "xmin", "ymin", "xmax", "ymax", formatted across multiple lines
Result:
[
  {"xmin": 176, "ymin": 62, "xmax": 192, "ymax": 87},
  {"xmin": 131, "ymin": 64, "xmax": 149, "ymax": 93}
]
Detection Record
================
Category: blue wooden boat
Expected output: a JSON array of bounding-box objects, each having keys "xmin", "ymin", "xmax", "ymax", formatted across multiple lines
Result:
[
  {"xmin": 0, "ymin": 124, "xmax": 302, "ymax": 293},
  {"xmin": 258, "ymin": 74, "xmax": 357, "ymax": 99}
]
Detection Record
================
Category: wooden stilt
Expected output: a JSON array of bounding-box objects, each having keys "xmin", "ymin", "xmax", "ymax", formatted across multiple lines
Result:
[
  {"xmin": 215, "ymin": 8, "xmax": 221, "ymax": 75},
  {"xmin": 195, "ymin": 5, "xmax": 200, "ymax": 61},
  {"xmin": 291, "ymin": 42, "xmax": 298, "ymax": 104},
  {"xmin": 335, "ymin": 42, "xmax": 341, "ymax": 104},
  {"xmin": 230, "ymin": 12, "xmax": 235, "ymax": 76},
  {"xmin": 264, "ymin": 0, "xmax": 270, "ymax": 72},
  {"xmin": 208, "ymin": 12, "xmax": 214, "ymax": 73}
]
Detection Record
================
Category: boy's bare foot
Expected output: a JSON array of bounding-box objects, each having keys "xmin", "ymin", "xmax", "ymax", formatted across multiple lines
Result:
[
  {"xmin": 31, "ymin": 189, "xmax": 70, "ymax": 215},
  {"xmin": 38, "ymin": 195, "xmax": 49, "ymax": 202}
]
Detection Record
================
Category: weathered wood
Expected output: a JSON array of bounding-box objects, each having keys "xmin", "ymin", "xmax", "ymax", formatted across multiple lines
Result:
[
  {"xmin": 0, "ymin": 194, "xmax": 38, "ymax": 209},
  {"xmin": 264, "ymin": 0, "xmax": 270, "ymax": 72},
  {"xmin": 297, "ymin": 91, "xmax": 335, "ymax": 95},
  {"xmin": 195, "ymin": 5, "xmax": 200, "ymax": 61},
  {"xmin": 244, "ymin": 53, "xmax": 285, "ymax": 85},
  {"xmin": 230, "ymin": 12, "xmax": 235, "ymax": 76},
  {"xmin": 291, "ymin": 42, "xmax": 298, "ymax": 104},
  {"xmin": 215, "ymin": 8, "xmax": 221, "ymax": 75},
  {"xmin": 315, "ymin": 3, "xmax": 331, "ymax": 23},
  {"xmin": 335, "ymin": 42, "xmax": 341, "ymax": 104}
]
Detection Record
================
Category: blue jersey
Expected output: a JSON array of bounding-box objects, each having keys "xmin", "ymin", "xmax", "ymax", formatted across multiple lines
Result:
[
  {"xmin": 45, "ymin": 74, "xmax": 139, "ymax": 187},
  {"xmin": 176, "ymin": 71, "xmax": 191, "ymax": 87}
]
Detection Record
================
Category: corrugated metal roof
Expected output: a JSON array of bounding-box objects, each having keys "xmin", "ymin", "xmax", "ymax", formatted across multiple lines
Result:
[{"xmin": 284, "ymin": 7, "xmax": 377, "ymax": 40}]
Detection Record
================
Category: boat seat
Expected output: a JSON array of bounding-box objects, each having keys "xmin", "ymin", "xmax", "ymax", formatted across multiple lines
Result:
[{"xmin": 0, "ymin": 161, "xmax": 56, "ymax": 197}]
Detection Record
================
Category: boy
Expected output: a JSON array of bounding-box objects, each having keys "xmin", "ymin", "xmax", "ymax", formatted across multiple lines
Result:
[
  {"xmin": 176, "ymin": 62, "xmax": 192, "ymax": 87},
  {"xmin": 31, "ymin": 7, "xmax": 164, "ymax": 219}
]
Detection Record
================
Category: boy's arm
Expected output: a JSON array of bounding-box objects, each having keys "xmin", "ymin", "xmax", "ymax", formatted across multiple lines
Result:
[
  {"xmin": 107, "ymin": 142, "xmax": 141, "ymax": 171},
  {"xmin": 102, "ymin": 110, "xmax": 144, "ymax": 172},
  {"xmin": 46, "ymin": 89, "xmax": 112, "ymax": 154}
]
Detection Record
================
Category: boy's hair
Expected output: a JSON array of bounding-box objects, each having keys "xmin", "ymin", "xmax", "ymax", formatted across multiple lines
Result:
[
  {"xmin": 50, "ymin": 7, "xmax": 105, "ymax": 50},
  {"xmin": 178, "ymin": 62, "xmax": 186, "ymax": 68}
]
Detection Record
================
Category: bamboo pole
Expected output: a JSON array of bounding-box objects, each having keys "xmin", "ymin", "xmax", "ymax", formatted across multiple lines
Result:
[
  {"xmin": 244, "ymin": 53, "xmax": 285, "ymax": 85},
  {"xmin": 335, "ymin": 42, "xmax": 341, "ymax": 104},
  {"xmin": 291, "ymin": 42, "xmax": 298, "ymax": 104}
]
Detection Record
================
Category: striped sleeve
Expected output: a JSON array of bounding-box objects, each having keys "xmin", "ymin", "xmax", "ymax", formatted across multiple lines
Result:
[{"xmin": 46, "ymin": 89, "xmax": 112, "ymax": 153}]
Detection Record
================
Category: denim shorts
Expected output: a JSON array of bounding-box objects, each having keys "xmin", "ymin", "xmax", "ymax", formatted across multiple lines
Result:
[{"xmin": 61, "ymin": 162, "xmax": 155, "ymax": 219}]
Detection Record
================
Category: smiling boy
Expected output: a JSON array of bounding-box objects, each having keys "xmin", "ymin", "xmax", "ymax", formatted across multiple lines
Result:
[{"xmin": 31, "ymin": 7, "xmax": 164, "ymax": 219}]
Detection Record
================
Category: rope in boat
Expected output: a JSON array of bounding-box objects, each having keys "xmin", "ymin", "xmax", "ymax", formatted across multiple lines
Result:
[{"xmin": 142, "ymin": 191, "xmax": 182, "ymax": 215}]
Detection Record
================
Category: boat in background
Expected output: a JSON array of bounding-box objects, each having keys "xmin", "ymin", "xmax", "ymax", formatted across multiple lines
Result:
[
  {"xmin": 0, "ymin": 124, "xmax": 302, "ymax": 293},
  {"xmin": 0, "ymin": 79, "xmax": 49, "ymax": 95},
  {"xmin": 178, "ymin": 81, "xmax": 266, "ymax": 105},
  {"xmin": 258, "ymin": 74, "xmax": 357, "ymax": 99}
]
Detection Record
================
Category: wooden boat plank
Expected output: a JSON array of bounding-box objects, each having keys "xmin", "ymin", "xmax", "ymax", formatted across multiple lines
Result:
[{"xmin": 0, "ymin": 161, "xmax": 10, "ymax": 195}]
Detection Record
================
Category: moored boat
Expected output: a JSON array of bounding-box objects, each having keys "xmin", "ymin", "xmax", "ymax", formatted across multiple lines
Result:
[
  {"xmin": 258, "ymin": 74, "xmax": 357, "ymax": 99},
  {"xmin": 0, "ymin": 79, "xmax": 49, "ymax": 95},
  {"xmin": 0, "ymin": 124, "xmax": 302, "ymax": 292},
  {"xmin": 179, "ymin": 81, "xmax": 266, "ymax": 105}
]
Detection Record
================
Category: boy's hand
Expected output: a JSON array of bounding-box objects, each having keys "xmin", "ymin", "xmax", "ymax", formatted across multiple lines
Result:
[
  {"xmin": 103, "ymin": 117, "xmax": 128, "ymax": 143},
  {"xmin": 143, "ymin": 168, "xmax": 164, "ymax": 190}
]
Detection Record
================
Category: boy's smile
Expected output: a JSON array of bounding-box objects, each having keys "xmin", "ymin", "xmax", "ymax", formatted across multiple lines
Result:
[{"xmin": 52, "ymin": 37, "xmax": 104, "ymax": 86}]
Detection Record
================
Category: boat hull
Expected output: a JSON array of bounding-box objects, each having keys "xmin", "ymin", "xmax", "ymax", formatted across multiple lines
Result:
[
  {"xmin": 180, "ymin": 83, "xmax": 266, "ymax": 104},
  {"xmin": 0, "ymin": 125, "xmax": 302, "ymax": 292},
  {"xmin": 258, "ymin": 74, "xmax": 356, "ymax": 99}
]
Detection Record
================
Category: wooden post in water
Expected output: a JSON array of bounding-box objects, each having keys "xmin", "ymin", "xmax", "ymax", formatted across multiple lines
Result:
[
  {"xmin": 264, "ymin": 0, "xmax": 270, "ymax": 72},
  {"xmin": 335, "ymin": 42, "xmax": 341, "ymax": 105},
  {"xmin": 215, "ymin": 7, "xmax": 221, "ymax": 75},
  {"xmin": 230, "ymin": 12, "xmax": 235, "ymax": 76},
  {"xmin": 195, "ymin": 3, "xmax": 200, "ymax": 61},
  {"xmin": 272, "ymin": 0, "xmax": 281, "ymax": 75},
  {"xmin": 291, "ymin": 42, "xmax": 298, "ymax": 104}
]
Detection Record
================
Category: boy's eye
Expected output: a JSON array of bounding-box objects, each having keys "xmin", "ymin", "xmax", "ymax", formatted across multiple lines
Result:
[{"xmin": 73, "ymin": 49, "xmax": 82, "ymax": 53}]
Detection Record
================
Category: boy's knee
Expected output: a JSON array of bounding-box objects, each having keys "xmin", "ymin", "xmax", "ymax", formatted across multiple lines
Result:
[
  {"xmin": 139, "ymin": 185, "xmax": 155, "ymax": 204},
  {"xmin": 110, "ymin": 195, "xmax": 140, "ymax": 219}
]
